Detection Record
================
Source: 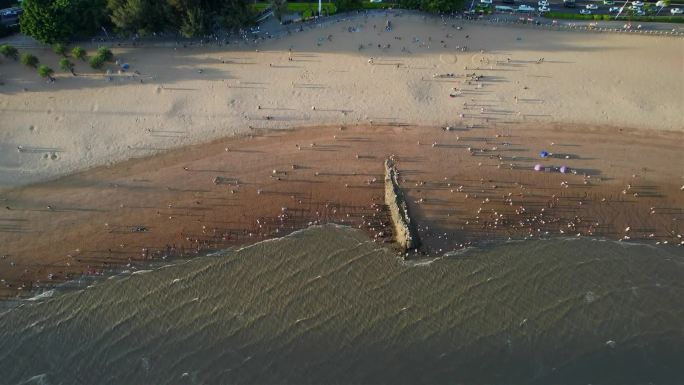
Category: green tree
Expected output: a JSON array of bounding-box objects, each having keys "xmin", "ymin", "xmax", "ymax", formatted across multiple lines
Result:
[
  {"xmin": 218, "ymin": 0, "xmax": 256, "ymax": 31},
  {"xmin": 271, "ymin": 0, "xmax": 288, "ymax": 22},
  {"xmin": 166, "ymin": 0, "xmax": 254, "ymax": 34},
  {"xmin": 72, "ymin": 46, "xmax": 86, "ymax": 60},
  {"xmin": 89, "ymin": 54, "xmax": 105, "ymax": 69},
  {"xmin": 59, "ymin": 58, "xmax": 75, "ymax": 74},
  {"xmin": 0, "ymin": 44, "xmax": 19, "ymax": 60},
  {"xmin": 97, "ymin": 47, "xmax": 114, "ymax": 61},
  {"xmin": 53, "ymin": 43, "xmax": 67, "ymax": 56},
  {"xmin": 38, "ymin": 64, "xmax": 54, "ymax": 78},
  {"xmin": 334, "ymin": 0, "xmax": 362, "ymax": 12},
  {"xmin": 107, "ymin": 0, "xmax": 172, "ymax": 35},
  {"xmin": 21, "ymin": 53, "xmax": 39, "ymax": 68},
  {"xmin": 180, "ymin": 7, "xmax": 208, "ymax": 37},
  {"xmin": 20, "ymin": 0, "xmax": 108, "ymax": 44}
]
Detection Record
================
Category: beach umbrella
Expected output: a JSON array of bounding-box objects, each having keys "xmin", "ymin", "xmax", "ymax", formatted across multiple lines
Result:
[
  {"xmin": 539, "ymin": 150, "xmax": 549, "ymax": 158},
  {"xmin": 559, "ymin": 166, "xmax": 569, "ymax": 174},
  {"xmin": 534, "ymin": 164, "xmax": 543, "ymax": 171}
]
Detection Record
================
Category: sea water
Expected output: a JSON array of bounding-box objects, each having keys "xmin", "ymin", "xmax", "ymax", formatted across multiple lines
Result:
[{"xmin": 1, "ymin": 225, "xmax": 683, "ymax": 384}]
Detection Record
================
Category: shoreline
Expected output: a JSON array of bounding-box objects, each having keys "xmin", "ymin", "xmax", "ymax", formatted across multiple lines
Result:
[{"xmin": 1, "ymin": 122, "xmax": 682, "ymax": 299}]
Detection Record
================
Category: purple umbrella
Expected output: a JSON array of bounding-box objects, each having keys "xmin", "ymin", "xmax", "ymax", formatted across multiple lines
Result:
[
  {"xmin": 559, "ymin": 166, "xmax": 569, "ymax": 174},
  {"xmin": 534, "ymin": 164, "xmax": 543, "ymax": 171}
]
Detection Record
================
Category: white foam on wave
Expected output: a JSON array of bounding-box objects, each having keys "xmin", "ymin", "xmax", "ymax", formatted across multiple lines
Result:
[
  {"xmin": 229, "ymin": 223, "xmax": 359, "ymax": 254},
  {"xmin": 26, "ymin": 290, "xmax": 55, "ymax": 302}
]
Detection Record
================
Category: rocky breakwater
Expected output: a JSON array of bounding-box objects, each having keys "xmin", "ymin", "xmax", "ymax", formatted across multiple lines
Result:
[{"xmin": 384, "ymin": 158, "xmax": 420, "ymax": 252}]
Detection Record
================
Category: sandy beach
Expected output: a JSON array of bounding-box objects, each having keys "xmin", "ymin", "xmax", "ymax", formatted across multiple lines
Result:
[
  {"xmin": 1, "ymin": 12, "xmax": 682, "ymax": 189},
  {"xmin": 0, "ymin": 122, "xmax": 682, "ymax": 297},
  {"xmin": 0, "ymin": 12, "xmax": 683, "ymax": 297}
]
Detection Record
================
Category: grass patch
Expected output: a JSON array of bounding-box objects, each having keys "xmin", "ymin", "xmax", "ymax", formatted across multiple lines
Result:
[{"xmin": 252, "ymin": 3, "xmax": 271, "ymax": 12}]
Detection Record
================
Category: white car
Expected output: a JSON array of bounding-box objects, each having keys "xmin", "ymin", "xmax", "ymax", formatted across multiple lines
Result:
[
  {"xmin": 480, "ymin": 0, "xmax": 493, "ymax": 4},
  {"xmin": 538, "ymin": 5, "xmax": 550, "ymax": 11},
  {"xmin": 631, "ymin": 1, "xmax": 644, "ymax": 6},
  {"xmin": 609, "ymin": 6, "xmax": 622, "ymax": 12},
  {"xmin": 579, "ymin": 8, "xmax": 592, "ymax": 13},
  {"xmin": 538, "ymin": 0, "xmax": 548, "ymax": 6},
  {"xmin": 671, "ymin": 7, "xmax": 683, "ymax": 14},
  {"xmin": 518, "ymin": 4, "xmax": 536, "ymax": 11},
  {"xmin": 585, "ymin": 4, "xmax": 598, "ymax": 10},
  {"xmin": 603, "ymin": 0, "xmax": 614, "ymax": 4}
]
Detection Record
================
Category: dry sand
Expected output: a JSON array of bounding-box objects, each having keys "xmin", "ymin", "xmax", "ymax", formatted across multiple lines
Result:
[{"xmin": 1, "ymin": 12, "xmax": 682, "ymax": 189}]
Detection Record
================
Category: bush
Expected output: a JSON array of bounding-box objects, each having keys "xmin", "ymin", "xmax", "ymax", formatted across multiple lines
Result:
[
  {"xmin": 96, "ymin": 47, "xmax": 113, "ymax": 61},
  {"xmin": 335, "ymin": 0, "xmax": 363, "ymax": 12},
  {"xmin": 21, "ymin": 53, "xmax": 39, "ymax": 68},
  {"xmin": 52, "ymin": 43, "xmax": 66, "ymax": 56},
  {"xmin": 59, "ymin": 58, "xmax": 74, "ymax": 72},
  {"xmin": 89, "ymin": 54, "xmax": 105, "ymax": 69},
  {"xmin": 38, "ymin": 64, "xmax": 54, "ymax": 78},
  {"xmin": 72, "ymin": 46, "xmax": 86, "ymax": 60},
  {"xmin": 0, "ymin": 44, "xmax": 19, "ymax": 60}
]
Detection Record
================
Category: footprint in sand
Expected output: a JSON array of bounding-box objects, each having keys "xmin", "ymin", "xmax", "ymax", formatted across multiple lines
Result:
[{"xmin": 91, "ymin": 103, "xmax": 99, "ymax": 112}]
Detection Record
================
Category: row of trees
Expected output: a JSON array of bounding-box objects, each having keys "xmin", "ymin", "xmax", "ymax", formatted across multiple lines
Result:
[
  {"xmin": 19, "ymin": 0, "xmax": 466, "ymax": 44},
  {"xmin": 19, "ymin": 0, "xmax": 256, "ymax": 44},
  {"xmin": 1, "ymin": 42, "xmax": 115, "ymax": 81},
  {"xmin": 1, "ymin": 43, "xmax": 55, "ymax": 79}
]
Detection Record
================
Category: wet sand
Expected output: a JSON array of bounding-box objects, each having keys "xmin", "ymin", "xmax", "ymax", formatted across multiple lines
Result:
[{"xmin": 0, "ymin": 123, "xmax": 682, "ymax": 298}]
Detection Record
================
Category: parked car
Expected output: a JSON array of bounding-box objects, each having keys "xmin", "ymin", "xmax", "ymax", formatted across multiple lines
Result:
[
  {"xmin": 609, "ymin": 6, "xmax": 622, "ymax": 12},
  {"xmin": 671, "ymin": 7, "xmax": 683, "ymax": 14},
  {"xmin": 518, "ymin": 4, "xmax": 536, "ymax": 12},
  {"xmin": 495, "ymin": 5, "xmax": 516, "ymax": 11},
  {"xmin": 634, "ymin": 8, "xmax": 645, "ymax": 15},
  {"xmin": 563, "ymin": 0, "xmax": 576, "ymax": 8},
  {"xmin": 585, "ymin": 4, "xmax": 598, "ymax": 10},
  {"xmin": 631, "ymin": 1, "xmax": 644, "ymax": 6},
  {"xmin": 538, "ymin": 5, "xmax": 550, "ymax": 12},
  {"xmin": 579, "ymin": 8, "xmax": 592, "ymax": 14},
  {"xmin": 603, "ymin": 0, "xmax": 614, "ymax": 4},
  {"xmin": 502, "ymin": 0, "xmax": 516, "ymax": 4},
  {"xmin": 480, "ymin": 0, "xmax": 493, "ymax": 5},
  {"xmin": 538, "ymin": 0, "xmax": 548, "ymax": 6}
]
